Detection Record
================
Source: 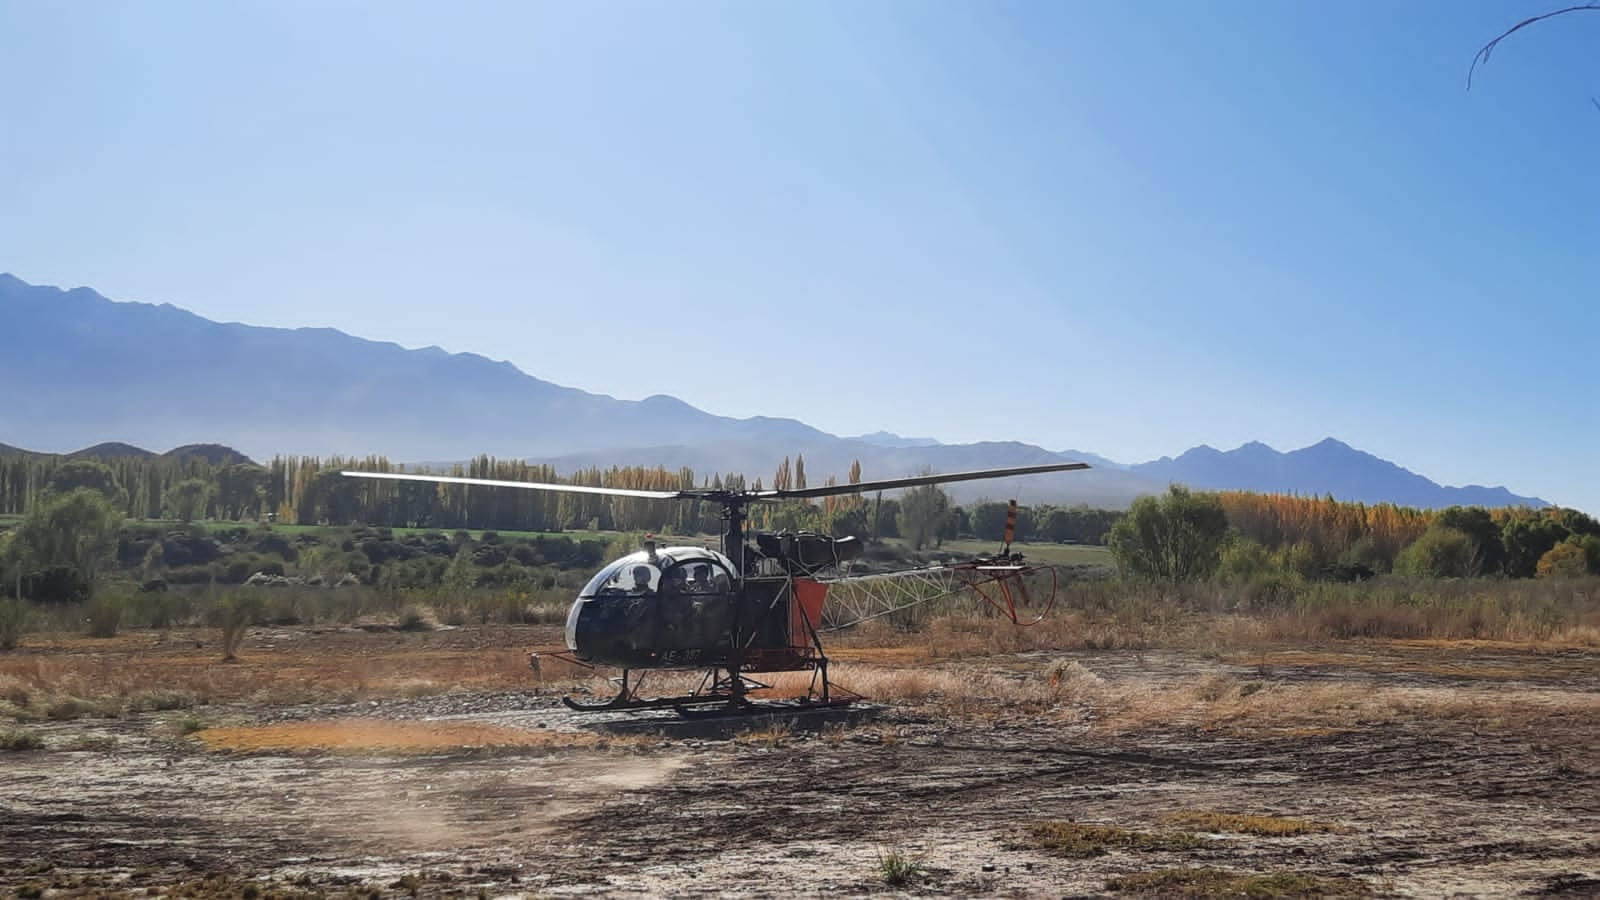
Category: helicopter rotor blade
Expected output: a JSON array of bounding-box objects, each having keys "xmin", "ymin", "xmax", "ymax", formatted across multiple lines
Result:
[
  {"xmin": 340, "ymin": 470, "xmax": 686, "ymax": 500},
  {"xmin": 759, "ymin": 461, "xmax": 1090, "ymax": 501},
  {"xmin": 345, "ymin": 460, "xmax": 1090, "ymax": 504}
]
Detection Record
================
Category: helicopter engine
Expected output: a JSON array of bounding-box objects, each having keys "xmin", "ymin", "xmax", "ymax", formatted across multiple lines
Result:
[{"xmin": 753, "ymin": 531, "xmax": 862, "ymax": 576}]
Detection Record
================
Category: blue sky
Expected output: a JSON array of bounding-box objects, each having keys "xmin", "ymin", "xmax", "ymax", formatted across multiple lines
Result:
[{"xmin": 2, "ymin": 1, "xmax": 1596, "ymax": 513}]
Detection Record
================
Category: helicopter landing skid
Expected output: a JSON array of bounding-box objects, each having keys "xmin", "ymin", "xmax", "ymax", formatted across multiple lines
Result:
[{"xmin": 552, "ymin": 662, "xmax": 857, "ymax": 714}]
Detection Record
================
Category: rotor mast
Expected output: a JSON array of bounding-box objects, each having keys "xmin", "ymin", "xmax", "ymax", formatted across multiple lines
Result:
[{"xmin": 719, "ymin": 496, "xmax": 748, "ymax": 574}]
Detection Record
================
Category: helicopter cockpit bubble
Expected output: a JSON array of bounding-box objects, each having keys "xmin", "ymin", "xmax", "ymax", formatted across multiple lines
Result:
[{"xmin": 566, "ymin": 547, "xmax": 739, "ymax": 656}]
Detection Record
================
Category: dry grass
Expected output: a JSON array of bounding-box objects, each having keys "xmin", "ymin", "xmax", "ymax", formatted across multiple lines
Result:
[
  {"xmin": 0, "ymin": 627, "xmax": 558, "ymax": 712},
  {"xmin": 733, "ymin": 720, "xmax": 794, "ymax": 748},
  {"xmin": 821, "ymin": 655, "xmax": 1600, "ymax": 740},
  {"xmin": 1162, "ymin": 811, "xmax": 1345, "ymax": 836},
  {"xmin": 831, "ymin": 576, "xmax": 1600, "ymax": 659},
  {"xmin": 1224, "ymin": 648, "xmax": 1596, "ymax": 681},
  {"xmin": 1021, "ymin": 821, "xmax": 1205, "ymax": 857},
  {"xmin": 1105, "ymin": 867, "xmax": 1370, "ymax": 897},
  {"xmin": 0, "ymin": 724, "xmax": 46, "ymax": 751},
  {"xmin": 196, "ymin": 718, "xmax": 601, "ymax": 754},
  {"xmin": 3, "ymin": 609, "xmax": 1597, "ymax": 747}
]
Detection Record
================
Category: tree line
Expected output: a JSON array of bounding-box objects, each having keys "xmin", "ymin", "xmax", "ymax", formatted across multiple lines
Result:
[
  {"xmin": 0, "ymin": 450, "xmax": 1125, "ymax": 547},
  {"xmin": 1111, "ymin": 486, "xmax": 1600, "ymax": 581},
  {"xmin": 7, "ymin": 446, "xmax": 1592, "ymax": 614}
]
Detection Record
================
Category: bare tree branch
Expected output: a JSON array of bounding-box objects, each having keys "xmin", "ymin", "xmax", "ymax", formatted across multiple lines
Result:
[{"xmin": 1468, "ymin": 3, "xmax": 1600, "ymax": 90}]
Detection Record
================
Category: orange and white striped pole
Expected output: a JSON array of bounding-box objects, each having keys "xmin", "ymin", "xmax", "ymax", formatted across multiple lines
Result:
[{"xmin": 1003, "ymin": 499, "xmax": 1018, "ymax": 554}]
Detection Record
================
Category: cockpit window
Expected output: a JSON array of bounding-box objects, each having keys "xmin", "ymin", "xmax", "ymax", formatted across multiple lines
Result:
[
  {"xmin": 578, "ymin": 548, "xmax": 736, "ymax": 599},
  {"xmin": 660, "ymin": 559, "xmax": 734, "ymax": 595},
  {"xmin": 582, "ymin": 557, "xmax": 661, "ymax": 596}
]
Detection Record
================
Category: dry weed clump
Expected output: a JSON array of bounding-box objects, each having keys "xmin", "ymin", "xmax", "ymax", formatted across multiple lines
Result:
[
  {"xmin": 814, "ymin": 653, "xmax": 1113, "ymax": 719},
  {"xmin": 818, "ymin": 659, "xmax": 1420, "ymax": 736},
  {"xmin": 875, "ymin": 848, "xmax": 925, "ymax": 887},
  {"xmin": 60, "ymin": 733, "xmax": 119, "ymax": 751},
  {"xmin": 0, "ymin": 724, "xmax": 46, "ymax": 751},
  {"xmin": 43, "ymin": 694, "xmax": 124, "ymax": 720},
  {"xmin": 396, "ymin": 603, "xmax": 440, "ymax": 632},
  {"xmin": 1039, "ymin": 670, "xmax": 1456, "ymax": 737},
  {"xmin": 0, "ymin": 673, "xmax": 32, "ymax": 718},
  {"xmin": 1185, "ymin": 680, "xmax": 1399, "ymax": 734},
  {"xmin": 125, "ymin": 687, "xmax": 200, "ymax": 712},
  {"xmin": 733, "ymin": 720, "xmax": 794, "ymax": 748},
  {"xmin": 1162, "ymin": 810, "xmax": 1345, "ymax": 836},
  {"xmin": 1104, "ymin": 867, "xmax": 1370, "ymax": 897},
  {"xmin": 196, "ymin": 718, "xmax": 601, "ymax": 754},
  {"xmin": 1021, "ymin": 821, "xmax": 1204, "ymax": 857}
]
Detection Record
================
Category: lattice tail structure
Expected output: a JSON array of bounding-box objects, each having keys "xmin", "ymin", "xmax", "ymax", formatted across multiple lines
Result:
[{"xmin": 820, "ymin": 554, "xmax": 1061, "ymax": 630}]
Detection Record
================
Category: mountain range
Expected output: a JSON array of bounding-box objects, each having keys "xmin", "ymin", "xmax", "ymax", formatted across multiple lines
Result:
[{"xmin": 0, "ymin": 273, "xmax": 1550, "ymax": 509}]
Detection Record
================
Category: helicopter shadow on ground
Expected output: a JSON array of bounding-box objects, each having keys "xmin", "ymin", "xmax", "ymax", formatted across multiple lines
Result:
[{"xmin": 578, "ymin": 702, "xmax": 886, "ymax": 740}]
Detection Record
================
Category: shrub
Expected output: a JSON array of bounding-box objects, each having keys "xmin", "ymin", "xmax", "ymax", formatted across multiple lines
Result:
[
  {"xmin": 84, "ymin": 593, "xmax": 125, "ymax": 638},
  {"xmin": 20, "ymin": 566, "xmax": 89, "ymax": 603},
  {"xmin": 397, "ymin": 604, "xmax": 438, "ymax": 632},
  {"xmin": 216, "ymin": 591, "xmax": 265, "ymax": 661},
  {"xmin": 221, "ymin": 559, "xmax": 253, "ymax": 584},
  {"xmin": 0, "ymin": 598, "xmax": 28, "ymax": 651},
  {"xmin": 263, "ymin": 591, "xmax": 307, "ymax": 626},
  {"xmin": 1240, "ymin": 573, "xmax": 1302, "ymax": 610},
  {"xmin": 1109, "ymin": 486, "xmax": 1228, "ymax": 581},
  {"xmin": 1396, "ymin": 526, "xmax": 1480, "ymax": 578},
  {"xmin": 165, "ymin": 565, "xmax": 217, "ymax": 585},
  {"xmin": 251, "ymin": 531, "xmax": 297, "ymax": 561},
  {"xmin": 876, "ymin": 849, "xmax": 923, "ymax": 887},
  {"xmin": 1217, "ymin": 537, "xmax": 1274, "ymax": 583},
  {"xmin": 159, "ymin": 529, "xmax": 223, "ymax": 566},
  {"xmin": 0, "ymin": 726, "xmax": 45, "ymax": 751},
  {"xmin": 129, "ymin": 589, "xmax": 186, "ymax": 629},
  {"xmin": 1537, "ymin": 541, "xmax": 1589, "ymax": 579}
]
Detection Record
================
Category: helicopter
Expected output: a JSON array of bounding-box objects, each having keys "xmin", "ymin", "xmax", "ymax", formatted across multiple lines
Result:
[{"xmin": 342, "ymin": 461, "xmax": 1088, "ymax": 712}]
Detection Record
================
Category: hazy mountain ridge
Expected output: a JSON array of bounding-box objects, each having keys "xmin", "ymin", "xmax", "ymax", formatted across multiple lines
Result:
[
  {"xmin": 846, "ymin": 431, "xmax": 942, "ymax": 448},
  {"xmin": 0, "ymin": 273, "xmax": 834, "ymax": 460},
  {"xmin": 0, "ymin": 274, "xmax": 1550, "ymax": 509},
  {"xmin": 1131, "ymin": 438, "xmax": 1544, "ymax": 509}
]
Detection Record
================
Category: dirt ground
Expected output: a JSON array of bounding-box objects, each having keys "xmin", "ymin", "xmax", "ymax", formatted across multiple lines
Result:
[{"xmin": 2, "ymin": 625, "xmax": 1598, "ymax": 897}]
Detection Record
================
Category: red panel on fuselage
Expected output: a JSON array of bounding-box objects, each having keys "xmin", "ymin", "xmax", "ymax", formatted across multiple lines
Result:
[{"xmin": 792, "ymin": 578, "xmax": 826, "ymax": 649}]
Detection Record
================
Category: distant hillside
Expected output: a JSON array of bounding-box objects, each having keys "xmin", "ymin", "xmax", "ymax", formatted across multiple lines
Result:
[
  {"xmin": 0, "ymin": 440, "xmax": 256, "ymax": 467},
  {"xmin": 70, "ymin": 442, "xmax": 154, "ymax": 460},
  {"xmin": 0, "ymin": 274, "xmax": 1552, "ymax": 510},
  {"xmin": 1131, "ymin": 438, "xmax": 1546, "ymax": 508},
  {"xmin": 162, "ymin": 443, "xmax": 254, "ymax": 466}
]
